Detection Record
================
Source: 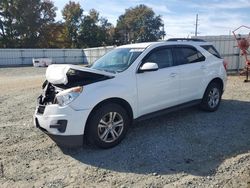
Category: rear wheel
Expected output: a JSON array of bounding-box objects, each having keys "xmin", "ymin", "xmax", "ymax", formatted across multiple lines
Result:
[
  {"xmin": 200, "ymin": 82, "xmax": 222, "ymax": 112},
  {"xmin": 86, "ymin": 103, "xmax": 130, "ymax": 148}
]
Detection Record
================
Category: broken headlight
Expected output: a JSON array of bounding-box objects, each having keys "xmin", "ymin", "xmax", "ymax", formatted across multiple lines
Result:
[{"xmin": 56, "ymin": 86, "xmax": 83, "ymax": 106}]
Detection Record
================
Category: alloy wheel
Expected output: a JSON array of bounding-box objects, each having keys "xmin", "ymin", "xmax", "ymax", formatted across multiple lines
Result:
[
  {"xmin": 208, "ymin": 87, "xmax": 220, "ymax": 108},
  {"xmin": 97, "ymin": 112, "xmax": 124, "ymax": 143}
]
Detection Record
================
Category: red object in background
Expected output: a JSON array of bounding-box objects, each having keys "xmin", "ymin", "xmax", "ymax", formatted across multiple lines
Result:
[
  {"xmin": 238, "ymin": 38, "xmax": 249, "ymax": 53},
  {"xmin": 233, "ymin": 25, "xmax": 250, "ymax": 82},
  {"xmin": 239, "ymin": 38, "xmax": 249, "ymax": 49},
  {"xmin": 223, "ymin": 59, "xmax": 228, "ymax": 70},
  {"xmin": 232, "ymin": 25, "xmax": 250, "ymax": 65},
  {"xmin": 247, "ymin": 60, "xmax": 250, "ymax": 66}
]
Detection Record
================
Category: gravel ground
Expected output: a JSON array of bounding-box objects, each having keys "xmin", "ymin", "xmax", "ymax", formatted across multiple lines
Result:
[{"xmin": 0, "ymin": 67, "xmax": 249, "ymax": 188}]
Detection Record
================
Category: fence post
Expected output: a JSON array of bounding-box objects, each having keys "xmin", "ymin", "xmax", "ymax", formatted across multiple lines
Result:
[
  {"xmin": 63, "ymin": 49, "xmax": 66, "ymax": 64},
  {"xmin": 43, "ymin": 49, "xmax": 45, "ymax": 58},
  {"xmin": 20, "ymin": 49, "xmax": 24, "ymax": 65}
]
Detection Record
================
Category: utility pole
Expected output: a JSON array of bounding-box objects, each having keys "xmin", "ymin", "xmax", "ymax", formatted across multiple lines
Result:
[
  {"xmin": 162, "ymin": 23, "xmax": 165, "ymax": 40},
  {"xmin": 195, "ymin": 14, "xmax": 198, "ymax": 37}
]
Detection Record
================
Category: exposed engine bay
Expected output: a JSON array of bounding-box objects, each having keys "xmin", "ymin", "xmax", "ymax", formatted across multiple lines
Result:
[
  {"xmin": 37, "ymin": 64, "xmax": 114, "ymax": 106},
  {"xmin": 38, "ymin": 80, "xmax": 60, "ymax": 105}
]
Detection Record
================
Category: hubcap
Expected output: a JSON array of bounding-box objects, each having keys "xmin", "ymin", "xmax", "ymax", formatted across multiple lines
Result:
[
  {"xmin": 97, "ymin": 112, "xmax": 124, "ymax": 143},
  {"xmin": 208, "ymin": 87, "xmax": 220, "ymax": 108}
]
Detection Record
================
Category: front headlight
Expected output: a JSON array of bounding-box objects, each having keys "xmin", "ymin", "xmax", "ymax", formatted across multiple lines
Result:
[{"xmin": 56, "ymin": 86, "xmax": 83, "ymax": 106}]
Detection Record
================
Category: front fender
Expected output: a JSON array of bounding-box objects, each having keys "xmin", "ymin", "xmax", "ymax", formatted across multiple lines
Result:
[{"xmin": 69, "ymin": 80, "xmax": 138, "ymax": 118}]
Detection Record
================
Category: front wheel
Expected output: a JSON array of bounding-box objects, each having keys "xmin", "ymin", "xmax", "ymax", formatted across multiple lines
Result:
[
  {"xmin": 200, "ymin": 82, "xmax": 222, "ymax": 112},
  {"xmin": 86, "ymin": 103, "xmax": 130, "ymax": 148}
]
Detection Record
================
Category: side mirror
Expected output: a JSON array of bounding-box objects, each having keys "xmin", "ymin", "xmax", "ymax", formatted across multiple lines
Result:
[{"xmin": 139, "ymin": 62, "xmax": 159, "ymax": 73}]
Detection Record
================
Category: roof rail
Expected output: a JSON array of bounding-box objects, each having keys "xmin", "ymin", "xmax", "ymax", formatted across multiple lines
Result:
[{"xmin": 167, "ymin": 38, "xmax": 206, "ymax": 42}]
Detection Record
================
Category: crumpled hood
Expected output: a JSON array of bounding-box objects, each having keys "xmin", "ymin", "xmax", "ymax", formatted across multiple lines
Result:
[{"xmin": 46, "ymin": 64, "xmax": 114, "ymax": 85}]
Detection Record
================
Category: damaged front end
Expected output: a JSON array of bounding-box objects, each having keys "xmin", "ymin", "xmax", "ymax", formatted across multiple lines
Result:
[
  {"xmin": 34, "ymin": 64, "xmax": 115, "ymax": 146},
  {"xmin": 37, "ymin": 80, "xmax": 83, "ymax": 108},
  {"xmin": 37, "ymin": 64, "xmax": 114, "ymax": 109},
  {"xmin": 36, "ymin": 81, "xmax": 57, "ymax": 115},
  {"xmin": 38, "ymin": 80, "xmax": 57, "ymax": 106}
]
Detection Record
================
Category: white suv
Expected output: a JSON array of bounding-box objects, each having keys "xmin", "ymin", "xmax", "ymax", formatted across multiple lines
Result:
[{"xmin": 34, "ymin": 39, "xmax": 227, "ymax": 148}]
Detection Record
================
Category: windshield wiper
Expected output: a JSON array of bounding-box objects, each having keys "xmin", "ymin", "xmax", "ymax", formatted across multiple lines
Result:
[{"xmin": 103, "ymin": 69, "xmax": 117, "ymax": 74}]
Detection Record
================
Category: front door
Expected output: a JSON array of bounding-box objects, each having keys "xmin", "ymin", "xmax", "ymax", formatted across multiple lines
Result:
[{"xmin": 136, "ymin": 47, "xmax": 181, "ymax": 117}]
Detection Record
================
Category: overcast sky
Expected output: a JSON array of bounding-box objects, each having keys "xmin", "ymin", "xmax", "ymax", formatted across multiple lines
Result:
[{"xmin": 53, "ymin": 0, "xmax": 250, "ymax": 38}]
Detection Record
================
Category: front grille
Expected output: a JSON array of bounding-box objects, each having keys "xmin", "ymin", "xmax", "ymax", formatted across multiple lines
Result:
[{"xmin": 37, "ymin": 105, "xmax": 46, "ymax": 114}]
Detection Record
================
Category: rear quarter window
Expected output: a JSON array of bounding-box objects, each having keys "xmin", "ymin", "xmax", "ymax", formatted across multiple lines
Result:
[{"xmin": 201, "ymin": 45, "xmax": 221, "ymax": 58}]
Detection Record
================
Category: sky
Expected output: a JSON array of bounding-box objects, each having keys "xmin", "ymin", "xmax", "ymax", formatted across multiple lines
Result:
[{"xmin": 53, "ymin": 0, "xmax": 250, "ymax": 38}]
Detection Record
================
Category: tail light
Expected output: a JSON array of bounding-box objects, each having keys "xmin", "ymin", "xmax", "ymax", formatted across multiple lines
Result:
[{"xmin": 223, "ymin": 59, "xmax": 228, "ymax": 70}]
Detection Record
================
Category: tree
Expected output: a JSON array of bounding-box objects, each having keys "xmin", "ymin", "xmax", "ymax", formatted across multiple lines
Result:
[
  {"xmin": 0, "ymin": 0, "xmax": 57, "ymax": 48},
  {"xmin": 38, "ymin": 22, "xmax": 66, "ymax": 48},
  {"xmin": 62, "ymin": 1, "xmax": 83, "ymax": 48},
  {"xmin": 78, "ymin": 9, "xmax": 114, "ymax": 48},
  {"xmin": 0, "ymin": 2, "xmax": 165, "ymax": 48},
  {"xmin": 0, "ymin": 0, "xmax": 17, "ymax": 47},
  {"xmin": 116, "ymin": 4, "xmax": 165, "ymax": 44},
  {"xmin": 38, "ymin": 0, "xmax": 59, "ymax": 47},
  {"xmin": 100, "ymin": 17, "xmax": 115, "ymax": 46}
]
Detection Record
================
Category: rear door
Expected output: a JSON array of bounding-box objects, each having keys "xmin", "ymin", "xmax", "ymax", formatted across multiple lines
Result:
[
  {"xmin": 173, "ymin": 45, "xmax": 207, "ymax": 103},
  {"xmin": 136, "ymin": 46, "xmax": 181, "ymax": 116}
]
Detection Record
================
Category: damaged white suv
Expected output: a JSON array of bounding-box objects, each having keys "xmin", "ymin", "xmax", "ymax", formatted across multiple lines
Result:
[{"xmin": 34, "ymin": 39, "xmax": 227, "ymax": 148}]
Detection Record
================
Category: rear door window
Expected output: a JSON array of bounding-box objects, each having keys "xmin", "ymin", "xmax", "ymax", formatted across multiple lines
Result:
[{"xmin": 173, "ymin": 47, "xmax": 206, "ymax": 65}]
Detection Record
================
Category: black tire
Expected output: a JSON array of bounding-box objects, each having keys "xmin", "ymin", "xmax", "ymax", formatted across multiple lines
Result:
[
  {"xmin": 200, "ymin": 82, "xmax": 222, "ymax": 112},
  {"xmin": 86, "ymin": 103, "xmax": 130, "ymax": 149}
]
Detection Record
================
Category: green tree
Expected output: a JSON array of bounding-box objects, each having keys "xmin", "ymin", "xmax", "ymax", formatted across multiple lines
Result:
[
  {"xmin": 116, "ymin": 4, "xmax": 165, "ymax": 44},
  {"xmin": 78, "ymin": 9, "xmax": 114, "ymax": 48},
  {"xmin": 38, "ymin": 0, "xmax": 59, "ymax": 47},
  {"xmin": 100, "ymin": 17, "xmax": 115, "ymax": 46},
  {"xmin": 0, "ymin": 0, "xmax": 57, "ymax": 48},
  {"xmin": 38, "ymin": 22, "xmax": 66, "ymax": 48},
  {"xmin": 62, "ymin": 1, "xmax": 83, "ymax": 48},
  {"xmin": 0, "ymin": 0, "xmax": 17, "ymax": 47}
]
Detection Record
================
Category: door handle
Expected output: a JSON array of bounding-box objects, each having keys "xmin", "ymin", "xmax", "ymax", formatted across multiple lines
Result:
[{"xmin": 170, "ymin": 73, "xmax": 177, "ymax": 77}]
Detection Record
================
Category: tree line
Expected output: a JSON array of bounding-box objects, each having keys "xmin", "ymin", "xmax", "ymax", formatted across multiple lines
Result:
[{"xmin": 0, "ymin": 0, "xmax": 165, "ymax": 48}]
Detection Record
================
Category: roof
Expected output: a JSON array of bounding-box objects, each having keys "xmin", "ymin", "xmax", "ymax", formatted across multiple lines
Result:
[
  {"xmin": 117, "ymin": 42, "xmax": 157, "ymax": 49},
  {"xmin": 117, "ymin": 40, "xmax": 210, "ymax": 49}
]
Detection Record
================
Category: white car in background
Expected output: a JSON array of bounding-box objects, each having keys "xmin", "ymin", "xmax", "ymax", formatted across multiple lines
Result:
[{"xmin": 34, "ymin": 38, "xmax": 227, "ymax": 148}]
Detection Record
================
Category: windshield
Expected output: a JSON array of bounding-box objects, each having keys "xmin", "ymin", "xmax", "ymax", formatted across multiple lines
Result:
[{"xmin": 91, "ymin": 48, "xmax": 144, "ymax": 73}]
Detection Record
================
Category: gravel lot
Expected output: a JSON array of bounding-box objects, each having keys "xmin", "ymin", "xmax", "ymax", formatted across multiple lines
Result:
[{"xmin": 0, "ymin": 67, "xmax": 250, "ymax": 188}]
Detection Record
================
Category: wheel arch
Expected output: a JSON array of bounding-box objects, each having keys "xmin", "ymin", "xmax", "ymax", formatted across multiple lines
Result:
[
  {"xmin": 85, "ymin": 97, "xmax": 134, "ymax": 132},
  {"xmin": 200, "ymin": 77, "xmax": 224, "ymax": 112},
  {"xmin": 202, "ymin": 77, "xmax": 224, "ymax": 99},
  {"xmin": 208, "ymin": 77, "xmax": 224, "ymax": 91}
]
